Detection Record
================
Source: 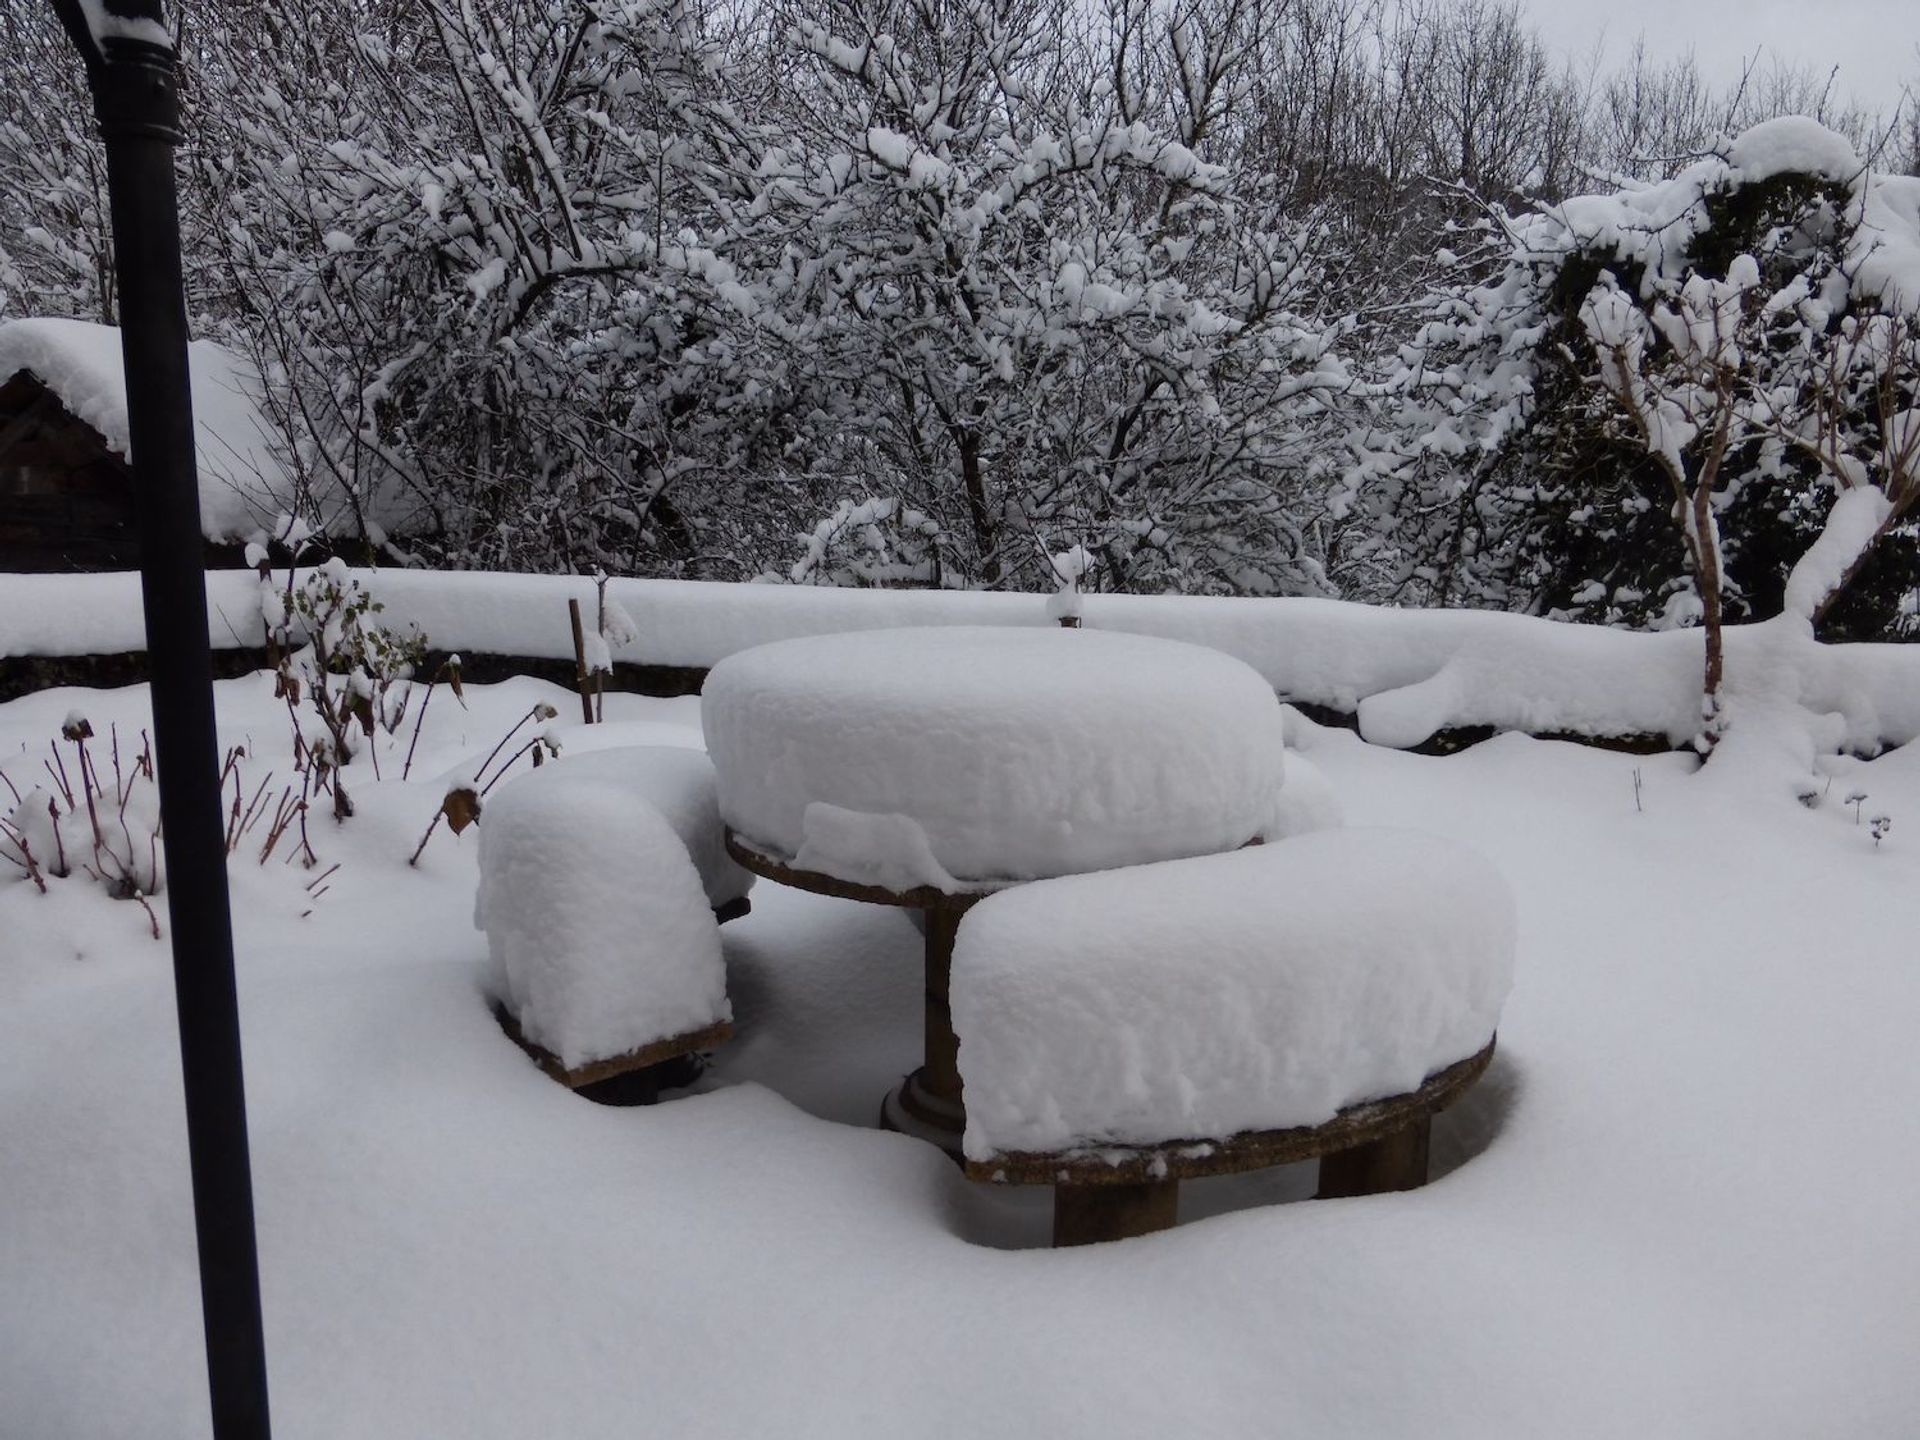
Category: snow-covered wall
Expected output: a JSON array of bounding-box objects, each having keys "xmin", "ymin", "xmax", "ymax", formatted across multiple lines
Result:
[{"xmin": 4, "ymin": 568, "xmax": 1920, "ymax": 752}]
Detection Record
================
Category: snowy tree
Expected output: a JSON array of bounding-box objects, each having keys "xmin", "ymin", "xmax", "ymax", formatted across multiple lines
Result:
[
  {"xmin": 1357, "ymin": 117, "xmax": 1920, "ymax": 656},
  {"xmin": 743, "ymin": 0, "xmax": 1359, "ymax": 594},
  {"xmin": 198, "ymin": 0, "xmax": 799, "ymax": 572},
  {"xmin": 0, "ymin": 4, "xmax": 125, "ymax": 323}
]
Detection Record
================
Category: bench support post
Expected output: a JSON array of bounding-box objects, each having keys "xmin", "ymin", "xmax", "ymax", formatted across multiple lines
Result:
[
  {"xmin": 1316, "ymin": 1116, "xmax": 1431, "ymax": 1198},
  {"xmin": 1053, "ymin": 1180, "xmax": 1179, "ymax": 1246}
]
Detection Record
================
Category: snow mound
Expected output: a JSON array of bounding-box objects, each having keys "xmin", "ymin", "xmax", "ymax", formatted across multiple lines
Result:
[
  {"xmin": 1262, "ymin": 749, "xmax": 1343, "ymax": 839},
  {"xmin": 475, "ymin": 774, "xmax": 729, "ymax": 1071},
  {"xmin": 503, "ymin": 742, "xmax": 753, "ymax": 909},
  {"xmin": 953, "ymin": 828, "xmax": 1516, "ymax": 1160},
  {"xmin": 1536, "ymin": 117, "xmax": 1910, "ymax": 303},
  {"xmin": 1728, "ymin": 117, "xmax": 1862, "ymax": 184},
  {"xmin": 701, "ymin": 626, "xmax": 1286, "ymax": 887}
]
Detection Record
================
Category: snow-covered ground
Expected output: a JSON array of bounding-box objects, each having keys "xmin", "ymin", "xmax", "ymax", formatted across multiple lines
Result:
[{"xmin": 4, "ymin": 669, "xmax": 1919, "ymax": 1438}]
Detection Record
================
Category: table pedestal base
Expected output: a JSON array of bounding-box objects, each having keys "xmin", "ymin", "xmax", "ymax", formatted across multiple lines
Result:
[
  {"xmin": 722, "ymin": 831, "xmax": 984, "ymax": 1158},
  {"xmin": 880, "ymin": 1067, "xmax": 967, "ymax": 1159}
]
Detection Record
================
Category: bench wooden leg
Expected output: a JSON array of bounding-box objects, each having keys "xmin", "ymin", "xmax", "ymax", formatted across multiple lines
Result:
[
  {"xmin": 574, "ymin": 1051, "xmax": 705, "ymax": 1107},
  {"xmin": 1053, "ymin": 1180, "xmax": 1179, "ymax": 1246},
  {"xmin": 1316, "ymin": 1115, "xmax": 1430, "ymax": 1198}
]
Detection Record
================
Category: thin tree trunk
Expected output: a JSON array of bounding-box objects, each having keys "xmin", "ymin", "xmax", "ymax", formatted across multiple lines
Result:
[{"xmin": 957, "ymin": 431, "xmax": 997, "ymax": 584}]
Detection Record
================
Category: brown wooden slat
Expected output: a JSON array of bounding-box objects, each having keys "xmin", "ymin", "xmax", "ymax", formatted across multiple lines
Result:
[
  {"xmin": 966, "ymin": 1038, "xmax": 1495, "ymax": 1187},
  {"xmin": 725, "ymin": 828, "xmax": 1001, "ymax": 912},
  {"xmin": 494, "ymin": 1005, "xmax": 733, "ymax": 1090}
]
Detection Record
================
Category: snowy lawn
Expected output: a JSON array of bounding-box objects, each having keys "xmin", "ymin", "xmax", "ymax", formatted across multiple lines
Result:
[{"xmin": 3, "ymin": 672, "xmax": 1918, "ymax": 1437}]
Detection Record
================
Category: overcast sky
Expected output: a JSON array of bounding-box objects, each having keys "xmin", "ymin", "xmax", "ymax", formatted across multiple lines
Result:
[{"xmin": 1519, "ymin": 0, "xmax": 1915, "ymax": 116}]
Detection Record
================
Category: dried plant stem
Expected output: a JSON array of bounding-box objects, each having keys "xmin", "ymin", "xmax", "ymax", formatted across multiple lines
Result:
[
  {"xmin": 231, "ymin": 771, "xmax": 275, "ymax": 852},
  {"xmin": 258, "ymin": 786, "xmax": 298, "ymax": 865},
  {"xmin": 46, "ymin": 797, "xmax": 67, "ymax": 876},
  {"xmin": 480, "ymin": 739, "xmax": 546, "ymax": 796},
  {"xmin": 401, "ymin": 678, "xmax": 437, "ymax": 781},
  {"xmin": 408, "ymin": 811, "xmax": 444, "ymax": 868},
  {"xmin": 131, "ymin": 892, "xmax": 161, "ymax": 941},
  {"xmin": 0, "ymin": 817, "xmax": 47, "ymax": 893},
  {"xmin": 471, "ymin": 707, "xmax": 542, "ymax": 791},
  {"xmin": 44, "ymin": 744, "xmax": 74, "ymax": 808}
]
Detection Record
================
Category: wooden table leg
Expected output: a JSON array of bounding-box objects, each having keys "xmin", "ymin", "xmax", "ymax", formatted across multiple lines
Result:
[
  {"xmin": 921, "ymin": 908, "xmax": 963, "ymax": 1106},
  {"xmin": 1316, "ymin": 1116, "xmax": 1431, "ymax": 1198},
  {"xmin": 880, "ymin": 906, "xmax": 969, "ymax": 1154},
  {"xmin": 1054, "ymin": 1180, "xmax": 1179, "ymax": 1246}
]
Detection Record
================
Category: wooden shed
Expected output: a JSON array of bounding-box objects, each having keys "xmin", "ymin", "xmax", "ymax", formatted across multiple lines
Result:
[
  {"xmin": 0, "ymin": 317, "xmax": 297, "ymax": 572},
  {"xmin": 0, "ymin": 367, "xmax": 144, "ymax": 570}
]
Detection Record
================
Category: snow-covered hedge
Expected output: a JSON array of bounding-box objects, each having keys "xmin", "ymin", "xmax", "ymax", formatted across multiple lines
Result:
[{"xmin": 6, "ymin": 569, "xmax": 1920, "ymax": 752}]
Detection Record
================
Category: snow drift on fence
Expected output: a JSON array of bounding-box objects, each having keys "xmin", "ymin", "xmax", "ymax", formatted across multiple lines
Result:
[{"xmin": 5, "ymin": 567, "xmax": 1920, "ymax": 751}]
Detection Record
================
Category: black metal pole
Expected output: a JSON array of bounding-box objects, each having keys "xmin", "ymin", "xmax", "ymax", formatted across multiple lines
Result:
[{"xmin": 46, "ymin": 5, "xmax": 273, "ymax": 1436}]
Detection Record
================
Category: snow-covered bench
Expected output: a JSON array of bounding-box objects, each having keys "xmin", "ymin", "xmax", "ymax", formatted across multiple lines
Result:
[
  {"xmin": 475, "ymin": 746, "xmax": 754, "ymax": 1095},
  {"xmin": 952, "ymin": 829, "xmax": 1516, "ymax": 1244}
]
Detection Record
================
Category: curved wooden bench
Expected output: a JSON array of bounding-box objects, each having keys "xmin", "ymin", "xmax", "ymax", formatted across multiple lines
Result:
[
  {"xmin": 966, "ymin": 1039, "xmax": 1496, "ymax": 1245},
  {"xmin": 492, "ymin": 895, "xmax": 751, "ymax": 1102},
  {"xmin": 951, "ymin": 829, "xmax": 1516, "ymax": 1244},
  {"xmin": 479, "ymin": 751, "xmax": 753, "ymax": 1103}
]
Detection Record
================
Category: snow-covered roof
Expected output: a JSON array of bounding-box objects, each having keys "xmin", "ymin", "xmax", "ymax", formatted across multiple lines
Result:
[{"xmin": 0, "ymin": 317, "xmax": 294, "ymax": 541}]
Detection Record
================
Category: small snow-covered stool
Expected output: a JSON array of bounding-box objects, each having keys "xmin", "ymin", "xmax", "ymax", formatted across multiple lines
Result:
[
  {"xmin": 475, "ymin": 747, "xmax": 753, "ymax": 1094},
  {"xmin": 953, "ymin": 828, "xmax": 1516, "ymax": 1245}
]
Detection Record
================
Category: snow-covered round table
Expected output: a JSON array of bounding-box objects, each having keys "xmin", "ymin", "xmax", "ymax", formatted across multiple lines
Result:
[{"xmin": 702, "ymin": 625, "xmax": 1287, "ymax": 1150}]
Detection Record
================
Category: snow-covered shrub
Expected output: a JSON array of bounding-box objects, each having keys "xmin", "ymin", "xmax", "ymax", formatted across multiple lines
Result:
[{"xmin": 263, "ymin": 558, "xmax": 428, "ymax": 819}]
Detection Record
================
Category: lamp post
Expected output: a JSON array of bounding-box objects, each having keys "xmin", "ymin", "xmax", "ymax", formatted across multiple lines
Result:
[{"xmin": 44, "ymin": 3, "xmax": 273, "ymax": 1436}]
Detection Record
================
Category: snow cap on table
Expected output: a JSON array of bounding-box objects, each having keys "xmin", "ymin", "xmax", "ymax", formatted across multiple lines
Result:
[
  {"xmin": 701, "ymin": 625, "xmax": 1286, "ymax": 888},
  {"xmin": 475, "ymin": 773, "xmax": 729, "ymax": 1071},
  {"xmin": 952, "ymin": 828, "xmax": 1516, "ymax": 1161}
]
